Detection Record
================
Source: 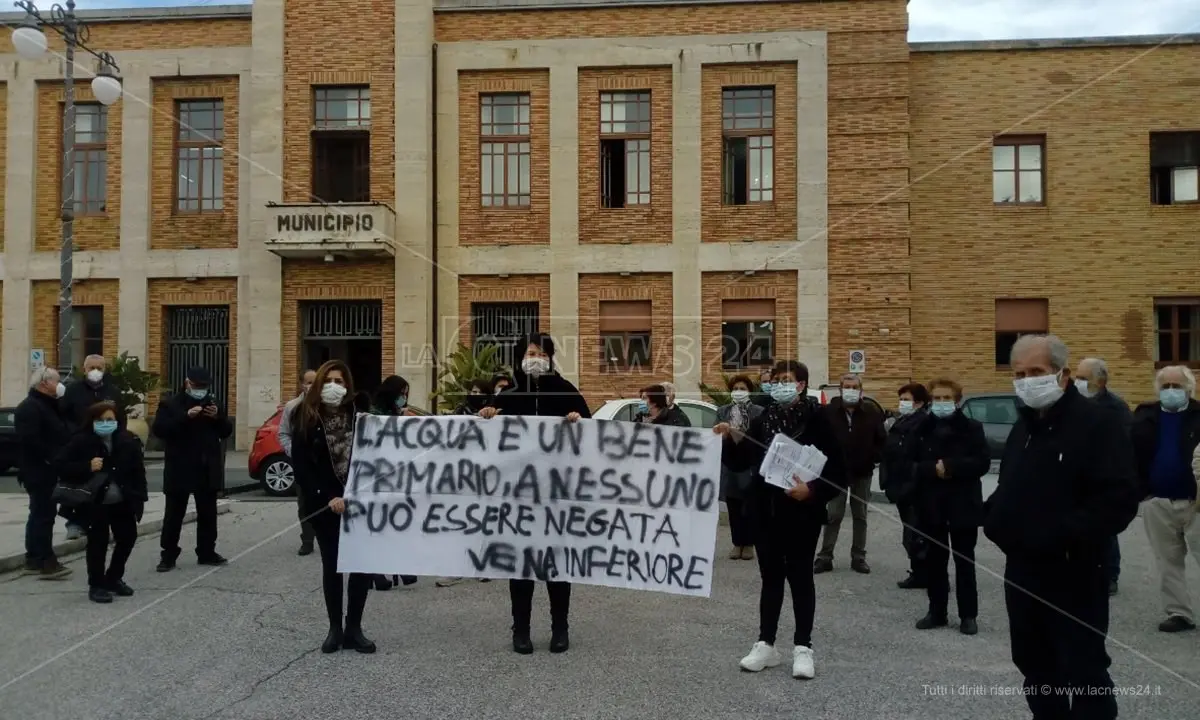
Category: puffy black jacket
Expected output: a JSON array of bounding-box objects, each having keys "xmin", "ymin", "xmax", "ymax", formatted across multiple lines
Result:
[
  {"xmin": 651, "ymin": 405, "xmax": 691, "ymax": 428},
  {"xmin": 906, "ymin": 410, "xmax": 991, "ymax": 530},
  {"xmin": 15, "ymin": 389, "xmax": 70, "ymax": 489},
  {"xmin": 151, "ymin": 390, "xmax": 232, "ymax": 494},
  {"xmin": 54, "ymin": 428, "xmax": 148, "ymax": 503},
  {"xmin": 880, "ymin": 409, "xmax": 927, "ymax": 502},
  {"xmin": 492, "ymin": 371, "xmax": 591, "ymax": 419},
  {"xmin": 984, "ymin": 383, "xmax": 1138, "ymax": 561}
]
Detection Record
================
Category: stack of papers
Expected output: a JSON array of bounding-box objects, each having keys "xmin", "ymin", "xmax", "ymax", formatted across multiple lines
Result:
[{"xmin": 758, "ymin": 433, "xmax": 828, "ymax": 491}]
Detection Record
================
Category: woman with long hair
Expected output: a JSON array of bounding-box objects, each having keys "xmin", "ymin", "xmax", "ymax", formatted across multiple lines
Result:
[
  {"xmin": 288, "ymin": 360, "xmax": 376, "ymax": 654},
  {"xmin": 54, "ymin": 401, "xmax": 147, "ymax": 603}
]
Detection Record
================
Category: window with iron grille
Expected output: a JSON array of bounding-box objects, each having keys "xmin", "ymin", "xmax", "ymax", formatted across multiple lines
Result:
[
  {"xmin": 67, "ymin": 104, "xmax": 107, "ymax": 215},
  {"xmin": 721, "ymin": 88, "xmax": 774, "ymax": 205},
  {"xmin": 471, "ymin": 302, "xmax": 538, "ymax": 367},
  {"xmin": 480, "ymin": 94, "xmax": 531, "ymax": 207},
  {"xmin": 599, "ymin": 91, "xmax": 651, "ymax": 208},
  {"xmin": 176, "ymin": 100, "xmax": 225, "ymax": 212}
]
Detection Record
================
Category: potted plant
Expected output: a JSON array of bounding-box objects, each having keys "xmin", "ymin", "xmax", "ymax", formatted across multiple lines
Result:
[
  {"xmin": 431, "ymin": 343, "xmax": 507, "ymax": 413},
  {"xmin": 700, "ymin": 374, "xmax": 734, "ymax": 407},
  {"xmin": 106, "ymin": 352, "xmax": 161, "ymax": 444}
]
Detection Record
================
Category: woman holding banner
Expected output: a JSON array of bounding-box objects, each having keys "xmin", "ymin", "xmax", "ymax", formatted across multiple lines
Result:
[
  {"xmin": 713, "ymin": 360, "xmax": 847, "ymax": 680},
  {"xmin": 479, "ymin": 332, "xmax": 592, "ymax": 655},
  {"xmin": 289, "ymin": 360, "xmax": 377, "ymax": 655},
  {"xmin": 717, "ymin": 374, "xmax": 763, "ymax": 561},
  {"xmin": 370, "ymin": 375, "xmax": 420, "ymax": 591}
]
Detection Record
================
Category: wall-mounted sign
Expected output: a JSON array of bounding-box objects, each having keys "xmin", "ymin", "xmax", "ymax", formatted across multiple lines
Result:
[
  {"xmin": 275, "ymin": 212, "xmax": 375, "ymax": 234},
  {"xmin": 30, "ymin": 348, "xmax": 45, "ymax": 371},
  {"xmin": 848, "ymin": 349, "xmax": 866, "ymax": 374}
]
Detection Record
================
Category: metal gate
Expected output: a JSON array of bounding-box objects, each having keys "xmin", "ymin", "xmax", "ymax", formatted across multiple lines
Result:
[
  {"xmin": 471, "ymin": 302, "xmax": 539, "ymax": 367},
  {"xmin": 302, "ymin": 301, "xmax": 382, "ymax": 339},
  {"xmin": 166, "ymin": 306, "xmax": 230, "ymax": 408}
]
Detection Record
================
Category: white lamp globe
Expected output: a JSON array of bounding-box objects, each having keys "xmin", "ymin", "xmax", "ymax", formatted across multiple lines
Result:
[
  {"xmin": 11, "ymin": 25, "xmax": 48, "ymax": 60},
  {"xmin": 91, "ymin": 75, "xmax": 123, "ymax": 106}
]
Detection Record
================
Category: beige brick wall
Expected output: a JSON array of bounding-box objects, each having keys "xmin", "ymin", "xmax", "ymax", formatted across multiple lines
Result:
[
  {"xmin": 30, "ymin": 279, "xmax": 120, "ymax": 371},
  {"xmin": 0, "ymin": 82, "xmax": 6, "ymax": 252},
  {"xmin": 0, "ymin": 18, "xmax": 249, "ymax": 55},
  {"xmin": 35, "ymin": 83, "xmax": 123, "ymax": 252},
  {"xmin": 457, "ymin": 71, "xmax": 552, "ymax": 245},
  {"xmin": 146, "ymin": 278, "xmax": 239, "ymax": 411},
  {"xmin": 282, "ymin": 0, "xmax": 395, "ymax": 204},
  {"xmin": 149, "ymin": 77, "xmax": 241, "ymax": 250},
  {"xmin": 455, "ymin": 275, "xmax": 551, "ymax": 350},
  {"xmin": 909, "ymin": 44, "xmax": 1200, "ymax": 403},
  {"xmin": 700, "ymin": 270, "xmax": 799, "ymax": 388},
  {"xmin": 577, "ymin": 68, "xmax": 673, "ymax": 244},
  {"xmin": 578, "ymin": 273, "xmax": 674, "ymax": 406},
  {"xmin": 280, "ymin": 260, "xmax": 396, "ymax": 398}
]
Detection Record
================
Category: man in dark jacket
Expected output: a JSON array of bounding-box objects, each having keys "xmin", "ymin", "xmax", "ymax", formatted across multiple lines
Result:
[
  {"xmin": 152, "ymin": 366, "xmax": 233, "ymax": 572},
  {"xmin": 816, "ymin": 373, "xmax": 886, "ymax": 574},
  {"xmin": 1130, "ymin": 365, "xmax": 1200, "ymax": 633},
  {"xmin": 880, "ymin": 382, "xmax": 932, "ymax": 589},
  {"xmin": 480, "ymin": 332, "xmax": 591, "ymax": 655},
  {"xmin": 985, "ymin": 335, "xmax": 1138, "ymax": 720},
  {"xmin": 15, "ymin": 367, "xmax": 72, "ymax": 579},
  {"xmin": 60, "ymin": 354, "xmax": 123, "ymax": 432},
  {"xmin": 1075, "ymin": 357, "xmax": 1134, "ymax": 596}
]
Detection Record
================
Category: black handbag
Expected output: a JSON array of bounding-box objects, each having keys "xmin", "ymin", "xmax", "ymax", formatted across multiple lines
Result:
[{"xmin": 52, "ymin": 472, "xmax": 110, "ymax": 508}]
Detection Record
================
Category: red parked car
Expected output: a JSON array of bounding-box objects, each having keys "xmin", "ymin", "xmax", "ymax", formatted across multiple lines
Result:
[{"xmin": 249, "ymin": 404, "xmax": 430, "ymax": 496}]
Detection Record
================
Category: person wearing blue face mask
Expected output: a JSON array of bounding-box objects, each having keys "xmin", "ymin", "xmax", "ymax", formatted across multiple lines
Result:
[
  {"xmin": 1131, "ymin": 364, "xmax": 1200, "ymax": 633},
  {"xmin": 152, "ymin": 366, "xmax": 233, "ymax": 572},
  {"xmin": 753, "ymin": 368, "xmax": 776, "ymax": 409},
  {"xmin": 53, "ymin": 401, "xmax": 147, "ymax": 604},
  {"xmin": 903, "ymin": 378, "xmax": 990, "ymax": 635}
]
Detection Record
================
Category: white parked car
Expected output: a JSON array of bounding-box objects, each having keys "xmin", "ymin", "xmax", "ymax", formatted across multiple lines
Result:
[{"xmin": 592, "ymin": 398, "xmax": 719, "ymax": 428}]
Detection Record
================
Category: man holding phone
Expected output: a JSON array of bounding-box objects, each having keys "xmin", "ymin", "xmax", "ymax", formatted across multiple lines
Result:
[{"xmin": 151, "ymin": 367, "xmax": 233, "ymax": 572}]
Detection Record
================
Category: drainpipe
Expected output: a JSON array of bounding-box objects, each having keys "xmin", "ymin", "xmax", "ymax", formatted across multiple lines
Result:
[{"xmin": 429, "ymin": 42, "xmax": 440, "ymax": 403}]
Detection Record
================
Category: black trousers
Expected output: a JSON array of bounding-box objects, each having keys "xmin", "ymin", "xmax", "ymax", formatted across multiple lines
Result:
[
  {"xmin": 160, "ymin": 489, "xmax": 219, "ymax": 561},
  {"xmin": 296, "ymin": 492, "xmax": 315, "ymax": 546},
  {"xmin": 86, "ymin": 502, "xmax": 137, "ymax": 588},
  {"xmin": 1005, "ymin": 558, "xmax": 1117, "ymax": 720},
  {"xmin": 924, "ymin": 524, "xmax": 978, "ymax": 619},
  {"xmin": 726, "ymin": 497, "xmax": 753, "ymax": 547},
  {"xmin": 509, "ymin": 579, "xmax": 571, "ymax": 633},
  {"xmin": 756, "ymin": 519, "xmax": 822, "ymax": 648},
  {"xmin": 896, "ymin": 500, "xmax": 928, "ymax": 575},
  {"xmin": 312, "ymin": 512, "xmax": 371, "ymax": 630}
]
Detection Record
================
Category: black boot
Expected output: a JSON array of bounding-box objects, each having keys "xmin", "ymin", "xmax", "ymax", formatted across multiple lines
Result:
[
  {"xmin": 106, "ymin": 579, "xmax": 134, "ymax": 597},
  {"xmin": 549, "ymin": 629, "xmax": 569, "ymax": 654},
  {"xmin": 88, "ymin": 587, "xmax": 114, "ymax": 604},
  {"xmin": 400, "ymin": 575, "xmax": 418, "ymax": 586},
  {"xmin": 343, "ymin": 626, "xmax": 377, "ymax": 654},
  {"xmin": 321, "ymin": 627, "xmax": 343, "ymax": 654},
  {"xmin": 512, "ymin": 629, "xmax": 534, "ymax": 655},
  {"xmin": 915, "ymin": 613, "xmax": 949, "ymax": 630},
  {"xmin": 897, "ymin": 572, "xmax": 927, "ymax": 589},
  {"xmin": 959, "ymin": 618, "xmax": 978, "ymax": 635},
  {"xmin": 373, "ymin": 575, "xmax": 393, "ymax": 591}
]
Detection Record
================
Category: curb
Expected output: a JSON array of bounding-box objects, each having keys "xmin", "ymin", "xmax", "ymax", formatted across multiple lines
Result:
[{"xmin": 0, "ymin": 500, "xmax": 233, "ymax": 574}]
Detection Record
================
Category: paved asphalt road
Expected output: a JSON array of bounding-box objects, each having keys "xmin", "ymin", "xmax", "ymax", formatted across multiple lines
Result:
[{"xmin": 0, "ymin": 499, "xmax": 1197, "ymax": 719}]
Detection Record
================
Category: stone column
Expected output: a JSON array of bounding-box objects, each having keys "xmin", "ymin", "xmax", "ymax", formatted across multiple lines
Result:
[
  {"xmin": 548, "ymin": 65, "xmax": 580, "ymax": 384},
  {"xmin": 670, "ymin": 54, "xmax": 704, "ymax": 397},
  {"xmin": 2, "ymin": 75, "xmax": 37, "ymax": 403},
  {"xmin": 794, "ymin": 43, "xmax": 830, "ymax": 385},
  {"xmin": 117, "ymin": 69, "xmax": 152, "ymax": 363}
]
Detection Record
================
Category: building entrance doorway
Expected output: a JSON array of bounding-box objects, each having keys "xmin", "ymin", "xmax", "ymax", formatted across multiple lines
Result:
[{"xmin": 301, "ymin": 301, "xmax": 383, "ymax": 395}]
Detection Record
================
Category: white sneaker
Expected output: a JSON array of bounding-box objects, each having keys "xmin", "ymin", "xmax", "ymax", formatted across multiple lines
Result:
[
  {"xmin": 792, "ymin": 645, "xmax": 815, "ymax": 679},
  {"xmin": 739, "ymin": 641, "xmax": 781, "ymax": 672}
]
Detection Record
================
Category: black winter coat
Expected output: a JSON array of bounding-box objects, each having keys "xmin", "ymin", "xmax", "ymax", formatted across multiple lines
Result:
[
  {"xmin": 15, "ymin": 389, "xmax": 70, "ymax": 489},
  {"xmin": 724, "ymin": 397, "xmax": 848, "ymax": 528},
  {"xmin": 984, "ymin": 383, "xmax": 1139, "ymax": 562},
  {"xmin": 60, "ymin": 376, "xmax": 124, "ymax": 433},
  {"xmin": 879, "ymin": 409, "xmax": 927, "ymax": 503},
  {"xmin": 651, "ymin": 405, "xmax": 691, "ymax": 428},
  {"xmin": 825, "ymin": 397, "xmax": 887, "ymax": 477},
  {"xmin": 289, "ymin": 400, "xmax": 360, "ymax": 511},
  {"xmin": 1130, "ymin": 398, "xmax": 1200, "ymax": 500},
  {"xmin": 54, "ymin": 429, "xmax": 148, "ymax": 506},
  {"xmin": 491, "ymin": 370, "xmax": 591, "ymax": 419},
  {"xmin": 905, "ymin": 410, "xmax": 991, "ymax": 530},
  {"xmin": 151, "ymin": 390, "xmax": 233, "ymax": 494}
]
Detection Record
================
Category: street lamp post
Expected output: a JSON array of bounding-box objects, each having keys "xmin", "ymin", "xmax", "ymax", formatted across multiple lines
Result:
[{"xmin": 11, "ymin": 0, "xmax": 122, "ymax": 378}]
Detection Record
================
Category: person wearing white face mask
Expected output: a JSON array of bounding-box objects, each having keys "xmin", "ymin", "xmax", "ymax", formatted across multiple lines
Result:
[
  {"xmin": 60, "ymin": 355, "xmax": 123, "ymax": 435},
  {"xmin": 278, "ymin": 369, "xmax": 318, "ymax": 556},
  {"xmin": 716, "ymin": 374, "xmax": 764, "ymax": 560},
  {"xmin": 15, "ymin": 366, "xmax": 73, "ymax": 579},
  {"xmin": 478, "ymin": 332, "xmax": 590, "ymax": 655},
  {"xmin": 983, "ymin": 334, "xmax": 1138, "ymax": 720},
  {"xmin": 1131, "ymin": 364, "xmax": 1200, "ymax": 634},
  {"xmin": 881, "ymin": 383, "xmax": 932, "ymax": 589}
]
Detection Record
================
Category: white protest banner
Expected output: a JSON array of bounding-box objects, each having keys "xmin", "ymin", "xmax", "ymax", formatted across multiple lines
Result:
[
  {"xmin": 759, "ymin": 433, "xmax": 827, "ymax": 491},
  {"xmin": 337, "ymin": 414, "xmax": 723, "ymax": 597}
]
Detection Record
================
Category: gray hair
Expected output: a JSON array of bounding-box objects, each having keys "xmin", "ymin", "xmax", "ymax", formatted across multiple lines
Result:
[
  {"xmin": 1155, "ymin": 365, "xmax": 1197, "ymax": 396},
  {"xmin": 840, "ymin": 372, "xmax": 863, "ymax": 387},
  {"xmin": 1079, "ymin": 357, "xmax": 1108, "ymax": 383},
  {"xmin": 661, "ymin": 382, "xmax": 676, "ymax": 401},
  {"xmin": 29, "ymin": 366, "xmax": 58, "ymax": 388},
  {"xmin": 1010, "ymin": 334, "xmax": 1069, "ymax": 372},
  {"xmin": 84, "ymin": 354, "xmax": 106, "ymax": 367}
]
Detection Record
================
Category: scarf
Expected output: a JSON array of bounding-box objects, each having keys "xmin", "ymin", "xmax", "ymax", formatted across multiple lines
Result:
[
  {"xmin": 760, "ymin": 397, "xmax": 813, "ymax": 442},
  {"xmin": 728, "ymin": 401, "xmax": 749, "ymax": 431},
  {"xmin": 320, "ymin": 404, "xmax": 353, "ymax": 486}
]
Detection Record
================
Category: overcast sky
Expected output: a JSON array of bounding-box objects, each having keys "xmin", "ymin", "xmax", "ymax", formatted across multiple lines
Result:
[{"xmin": 49, "ymin": 0, "xmax": 1200, "ymax": 42}]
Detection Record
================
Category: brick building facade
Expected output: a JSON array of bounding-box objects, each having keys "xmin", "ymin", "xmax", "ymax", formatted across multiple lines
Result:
[{"xmin": 0, "ymin": 0, "xmax": 1197, "ymax": 447}]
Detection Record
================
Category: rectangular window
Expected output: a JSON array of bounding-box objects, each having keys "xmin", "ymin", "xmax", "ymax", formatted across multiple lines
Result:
[
  {"xmin": 480, "ymin": 94, "xmax": 531, "ymax": 208},
  {"xmin": 721, "ymin": 299, "xmax": 775, "ymax": 369},
  {"xmin": 1154, "ymin": 299, "xmax": 1200, "ymax": 366},
  {"xmin": 599, "ymin": 91, "xmax": 651, "ymax": 208},
  {"xmin": 54, "ymin": 305, "xmax": 104, "ymax": 364},
  {"xmin": 993, "ymin": 136, "xmax": 1045, "ymax": 205},
  {"xmin": 598, "ymin": 300, "xmax": 652, "ymax": 369},
  {"xmin": 471, "ymin": 301, "xmax": 539, "ymax": 368},
  {"xmin": 994, "ymin": 298, "xmax": 1049, "ymax": 367},
  {"xmin": 175, "ymin": 100, "xmax": 225, "ymax": 212},
  {"xmin": 68, "ymin": 104, "xmax": 107, "ymax": 215},
  {"xmin": 1150, "ymin": 131, "xmax": 1200, "ymax": 205},
  {"xmin": 721, "ymin": 88, "xmax": 774, "ymax": 205},
  {"xmin": 314, "ymin": 86, "xmax": 371, "ymax": 129}
]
